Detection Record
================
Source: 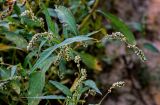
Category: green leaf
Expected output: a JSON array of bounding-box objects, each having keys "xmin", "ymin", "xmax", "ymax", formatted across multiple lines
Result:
[
  {"xmin": 47, "ymin": 8, "xmax": 57, "ymax": 17},
  {"xmin": 13, "ymin": 4, "xmax": 21, "ymax": 16},
  {"xmin": 21, "ymin": 17, "xmax": 41, "ymax": 27},
  {"xmin": 79, "ymin": 87, "xmax": 90, "ymax": 94},
  {"xmin": 30, "ymin": 35, "xmax": 93, "ymax": 73},
  {"xmin": 84, "ymin": 80, "xmax": 102, "ymax": 95},
  {"xmin": 143, "ymin": 43, "xmax": 159, "ymax": 53},
  {"xmin": 11, "ymin": 65, "xmax": 17, "ymax": 78},
  {"xmin": 5, "ymin": 32, "xmax": 28, "ymax": 49},
  {"xmin": 11, "ymin": 81, "xmax": 20, "ymax": 94},
  {"xmin": 0, "ymin": 67, "xmax": 10, "ymax": 79},
  {"xmin": 63, "ymin": 24, "xmax": 70, "ymax": 38},
  {"xmin": 98, "ymin": 10, "xmax": 136, "ymax": 45},
  {"xmin": 38, "ymin": 39, "xmax": 47, "ymax": 53},
  {"xmin": 23, "ymin": 50, "xmax": 37, "ymax": 68},
  {"xmin": 42, "ymin": 4, "xmax": 58, "ymax": 35},
  {"xmin": 39, "ymin": 55, "xmax": 57, "ymax": 72},
  {"xmin": 59, "ymin": 59, "xmax": 67, "ymax": 79},
  {"xmin": 55, "ymin": 6, "xmax": 78, "ymax": 35},
  {"xmin": 80, "ymin": 53, "xmax": 102, "ymax": 71},
  {"xmin": 49, "ymin": 80, "xmax": 72, "ymax": 97},
  {"xmin": 28, "ymin": 71, "xmax": 45, "ymax": 105},
  {"xmin": 27, "ymin": 95, "xmax": 66, "ymax": 99},
  {"xmin": 68, "ymin": 84, "xmax": 84, "ymax": 105}
]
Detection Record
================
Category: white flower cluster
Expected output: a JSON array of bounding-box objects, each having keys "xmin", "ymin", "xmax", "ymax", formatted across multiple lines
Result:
[
  {"xmin": 112, "ymin": 81, "xmax": 125, "ymax": 88},
  {"xmin": 54, "ymin": 45, "xmax": 73, "ymax": 65},
  {"xmin": 20, "ymin": 9, "xmax": 44, "ymax": 27},
  {"xmin": 74, "ymin": 55, "xmax": 81, "ymax": 68},
  {"xmin": 108, "ymin": 81, "xmax": 125, "ymax": 93},
  {"xmin": 102, "ymin": 32, "xmax": 146, "ymax": 61},
  {"xmin": 70, "ymin": 68, "xmax": 87, "ymax": 92},
  {"xmin": 27, "ymin": 32, "xmax": 53, "ymax": 51}
]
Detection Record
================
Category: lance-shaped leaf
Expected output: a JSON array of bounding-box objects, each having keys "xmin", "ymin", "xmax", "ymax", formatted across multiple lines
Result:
[
  {"xmin": 28, "ymin": 71, "xmax": 45, "ymax": 105},
  {"xmin": 42, "ymin": 4, "xmax": 58, "ymax": 35},
  {"xmin": 84, "ymin": 80, "xmax": 102, "ymax": 95},
  {"xmin": 27, "ymin": 95, "xmax": 66, "ymax": 100},
  {"xmin": 55, "ymin": 6, "xmax": 78, "ymax": 35},
  {"xmin": 143, "ymin": 43, "xmax": 159, "ymax": 53},
  {"xmin": 50, "ymin": 80, "xmax": 72, "ymax": 97},
  {"xmin": 80, "ymin": 52, "xmax": 102, "ymax": 71},
  {"xmin": 5, "ymin": 32, "xmax": 28, "ymax": 49},
  {"xmin": 11, "ymin": 65, "xmax": 17, "ymax": 78},
  {"xmin": 39, "ymin": 55, "xmax": 57, "ymax": 72},
  {"xmin": 98, "ymin": 10, "xmax": 136, "ymax": 45}
]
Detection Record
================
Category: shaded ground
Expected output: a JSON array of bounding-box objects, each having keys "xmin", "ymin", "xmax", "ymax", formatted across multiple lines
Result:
[{"xmin": 96, "ymin": 0, "xmax": 160, "ymax": 105}]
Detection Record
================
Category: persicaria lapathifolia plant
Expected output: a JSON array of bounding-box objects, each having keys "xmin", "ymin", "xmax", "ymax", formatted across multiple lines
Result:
[{"xmin": 0, "ymin": 0, "xmax": 146, "ymax": 105}]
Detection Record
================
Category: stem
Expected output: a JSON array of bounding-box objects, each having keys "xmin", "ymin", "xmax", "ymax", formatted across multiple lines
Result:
[
  {"xmin": 97, "ymin": 91, "xmax": 110, "ymax": 105},
  {"xmin": 0, "ymin": 63, "xmax": 13, "ymax": 66},
  {"xmin": 79, "ymin": 0, "xmax": 99, "ymax": 29}
]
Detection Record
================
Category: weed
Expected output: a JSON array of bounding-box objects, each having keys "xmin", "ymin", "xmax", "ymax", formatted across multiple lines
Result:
[{"xmin": 0, "ymin": 0, "xmax": 146, "ymax": 105}]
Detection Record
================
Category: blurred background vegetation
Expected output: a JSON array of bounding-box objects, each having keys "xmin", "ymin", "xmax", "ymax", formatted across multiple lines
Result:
[{"xmin": 0, "ymin": 0, "xmax": 160, "ymax": 105}]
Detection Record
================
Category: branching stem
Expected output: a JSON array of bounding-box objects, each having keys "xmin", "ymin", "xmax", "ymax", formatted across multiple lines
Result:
[{"xmin": 79, "ymin": 0, "xmax": 99, "ymax": 29}]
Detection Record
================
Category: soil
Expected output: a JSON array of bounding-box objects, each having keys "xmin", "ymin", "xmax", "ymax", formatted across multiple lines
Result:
[{"xmin": 96, "ymin": 0, "xmax": 160, "ymax": 105}]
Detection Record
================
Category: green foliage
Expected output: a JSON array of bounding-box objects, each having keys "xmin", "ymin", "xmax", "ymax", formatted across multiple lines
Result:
[
  {"xmin": 30, "ymin": 35, "xmax": 93, "ymax": 74},
  {"xmin": 50, "ymin": 80, "xmax": 72, "ymax": 97},
  {"xmin": 0, "ymin": 0, "xmax": 145, "ymax": 105},
  {"xmin": 80, "ymin": 52, "xmax": 101, "ymax": 71},
  {"xmin": 27, "ymin": 95, "xmax": 66, "ymax": 99},
  {"xmin": 28, "ymin": 71, "xmax": 45, "ymax": 105},
  {"xmin": 143, "ymin": 43, "xmax": 159, "ymax": 53},
  {"xmin": 42, "ymin": 4, "xmax": 58, "ymax": 35},
  {"xmin": 55, "ymin": 5, "xmax": 79, "ymax": 36},
  {"xmin": 84, "ymin": 80, "xmax": 102, "ymax": 95},
  {"xmin": 5, "ymin": 32, "xmax": 28, "ymax": 49}
]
